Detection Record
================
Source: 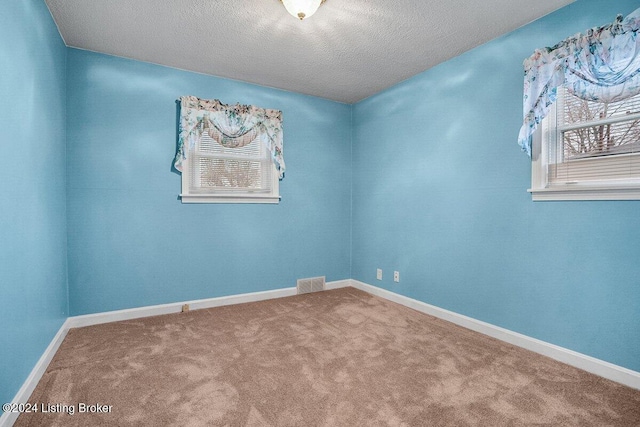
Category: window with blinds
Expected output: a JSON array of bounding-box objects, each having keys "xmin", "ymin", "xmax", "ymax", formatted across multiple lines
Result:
[
  {"xmin": 181, "ymin": 130, "xmax": 279, "ymax": 203},
  {"xmin": 530, "ymin": 86, "xmax": 640, "ymax": 200}
]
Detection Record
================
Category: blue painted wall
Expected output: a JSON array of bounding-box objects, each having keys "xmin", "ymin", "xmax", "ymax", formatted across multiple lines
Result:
[
  {"xmin": 352, "ymin": 0, "xmax": 640, "ymax": 372},
  {"xmin": 3, "ymin": 0, "xmax": 640, "ymax": 408},
  {"xmin": 66, "ymin": 49, "xmax": 352, "ymax": 315},
  {"xmin": 0, "ymin": 0, "xmax": 68, "ymax": 406}
]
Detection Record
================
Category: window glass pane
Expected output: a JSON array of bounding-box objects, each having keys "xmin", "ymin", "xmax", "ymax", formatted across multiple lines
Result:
[
  {"xmin": 561, "ymin": 89, "xmax": 640, "ymax": 160},
  {"xmin": 196, "ymin": 158, "xmax": 266, "ymax": 189}
]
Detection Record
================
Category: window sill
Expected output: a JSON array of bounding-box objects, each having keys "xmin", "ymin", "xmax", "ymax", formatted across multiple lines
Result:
[
  {"xmin": 528, "ymin": 186, "xmax": 640, "ymax": 201},
  {"xmin": 180, "ymin": 194, "xmax": 281, "ymax": 204}
]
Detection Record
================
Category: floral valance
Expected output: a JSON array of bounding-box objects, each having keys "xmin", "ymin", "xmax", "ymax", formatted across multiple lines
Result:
[
  {"xmin": 173, "ymin": 96, "xmax": 285, "ymax": 179},
  {"xmin": 518, "ymin": 7, "xmax": 640, "ymax": 155}
]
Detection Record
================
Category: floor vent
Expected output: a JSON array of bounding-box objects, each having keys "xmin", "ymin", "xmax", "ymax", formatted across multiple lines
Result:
[{"xmin": 297, "ymin": 276, "xmax": 326, "ymax": 295}]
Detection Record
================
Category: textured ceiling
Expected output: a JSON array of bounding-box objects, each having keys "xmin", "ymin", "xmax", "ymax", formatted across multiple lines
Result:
[{"xmin": 45, "ymin": 0, "xmax": 574, "ymax": 104}]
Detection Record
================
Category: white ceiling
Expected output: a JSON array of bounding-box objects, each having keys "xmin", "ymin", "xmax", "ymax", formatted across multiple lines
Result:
[{"xmin": 45, "ymin": 0, "xmax": 574, "ymax": 104}]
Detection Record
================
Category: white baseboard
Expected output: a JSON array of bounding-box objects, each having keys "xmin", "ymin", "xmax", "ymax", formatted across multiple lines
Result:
[
  {"xmin": 0, "ymin": 319, "xmax": 72, "ymax": 427},
  {"xmin": 68, "ymin": 279, "xmax": 353, "ymax": 328},
  {"xmin": 325, "ymin": 279, "xmax": 351, "ymax": 290},
  {"xmin": 70, "ymin": 287, "xmax": 291, "ymax": 328},
  {"xmin": 349, "ymin": 279, "xmax": 640, "ymax": 390}
]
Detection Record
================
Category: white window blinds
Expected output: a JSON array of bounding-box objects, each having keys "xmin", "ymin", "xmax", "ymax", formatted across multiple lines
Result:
[
  {"xmin": 547, "ymin": 86, "xmax": 640, "ymax": 186},
  {"xmin": 189, "ymin": 131, "xmax": 273, "ymax": 194}
]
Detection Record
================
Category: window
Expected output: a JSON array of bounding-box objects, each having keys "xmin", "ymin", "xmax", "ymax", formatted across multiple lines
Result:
[
  {"xmin": 530, "ymin": 86, "xmax": 640, "ymax": 201},
  {"xmin": 521, "ymin": 8, "xmax": 640, "ymax": 200},
  {"xmin": 180, "ymin": 130, "xmax": 280, "ymax": 204},
  {"xmin": 174, "ymin": 96, "xmax": 285, "ymax": 204}
]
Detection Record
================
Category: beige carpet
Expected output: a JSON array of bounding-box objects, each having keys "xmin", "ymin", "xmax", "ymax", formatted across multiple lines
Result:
[{"xmin": 15, "ymin": 287, "xmax": 640, "ymax": 426}]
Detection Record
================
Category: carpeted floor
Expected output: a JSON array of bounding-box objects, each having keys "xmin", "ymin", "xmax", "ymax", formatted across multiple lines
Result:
[{"xmin": 15, "ymin": 287, "xmax": 640, "ymax": 426}]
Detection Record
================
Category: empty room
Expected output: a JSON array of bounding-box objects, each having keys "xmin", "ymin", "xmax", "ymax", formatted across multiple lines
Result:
[{"xmin": 1, "ymin": 0, "xmax": 640, "ymax": 425}]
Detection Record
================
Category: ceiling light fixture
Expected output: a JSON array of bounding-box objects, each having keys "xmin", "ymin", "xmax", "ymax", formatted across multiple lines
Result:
[{"xmin": 280, "ymin": 0, "xmax": 326, "ymax": 21}]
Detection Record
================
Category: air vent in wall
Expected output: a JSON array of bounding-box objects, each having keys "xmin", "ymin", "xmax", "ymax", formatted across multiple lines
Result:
[{"xmin": 296, "ymin": 276, "xmax": 325, "ymax": 294}]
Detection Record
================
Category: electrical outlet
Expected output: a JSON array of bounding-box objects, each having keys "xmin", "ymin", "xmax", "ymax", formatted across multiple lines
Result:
[
  {"xmin": 394, "ymin": 271, "xmax": 400, "ymax": 283},
  {"xmin": 182, "ymin": 304, "xmax": 190, "ymax": 312},
  {"xmin": 376, "ymin": 268, "xmax": 383, "ymax": 280}
]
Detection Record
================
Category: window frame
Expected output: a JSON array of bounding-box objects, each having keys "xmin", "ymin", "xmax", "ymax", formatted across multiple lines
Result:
[
  {"xmin": 179, "ymin": 135, "xmax": 281, "ymax": 204},
  {"xmin": 529, "ymin": 88, "xmax": 640, "ymax": 201}
]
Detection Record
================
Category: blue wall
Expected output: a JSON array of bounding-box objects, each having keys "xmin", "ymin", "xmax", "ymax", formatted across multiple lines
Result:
[
  {"xmin": 0, "ymin": 0, "xmax": 68, "ymax": 406},
  {"xmin": 3, "ymin": 0, "xmax": 640, "ymax": 408},
  {"xmin": 66, "ymin": 49, "xmax": 352, "ymax": 315},
  {"xmin": 352, "ymin": 0, "xmax": 640, "ymax": 372}
]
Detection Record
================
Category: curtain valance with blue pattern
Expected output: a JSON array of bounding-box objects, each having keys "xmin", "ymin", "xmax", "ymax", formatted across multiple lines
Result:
[
  {"xmin": 174, "ymin": 96, "xmax": 285, "ymax": 179},
  {"xmin": 518, "ymin": 7, "xmax": 640, "ymax": 155}
]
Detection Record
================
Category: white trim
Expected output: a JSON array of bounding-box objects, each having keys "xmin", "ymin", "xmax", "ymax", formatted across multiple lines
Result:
[
  {"xmin": 0, "ymin": 319, "xmax": 72, "ymax": 427},
  {"xmin": 530, "ymin": 109, "xmax": 550, "ymax": 192},
  {"xmin": 179, "ymin": 194, "xmax": 281, "ymax": 204},
  {"xmin": 348, "ymin": 279, "xmax": 640, "ymax": 390},
  {"xmin": 69, "ymin": 287, "xmax": 295, "ymax": 328},
  {"xmin": 529, "ymin": 186, "xmax": 640, "ymax": 201},
  {"xmin": 325, "ymin": 279, "xmax": 351, "ymax": 290},
  {"xmin": 67, "ymin": 280, "xmax": 350, "ymax": 328}
]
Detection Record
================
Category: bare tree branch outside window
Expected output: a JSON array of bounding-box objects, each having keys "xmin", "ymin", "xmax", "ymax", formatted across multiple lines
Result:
[{"xmin": 562, "ymin": 88, "xmax": 640, "ymax": 159}]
